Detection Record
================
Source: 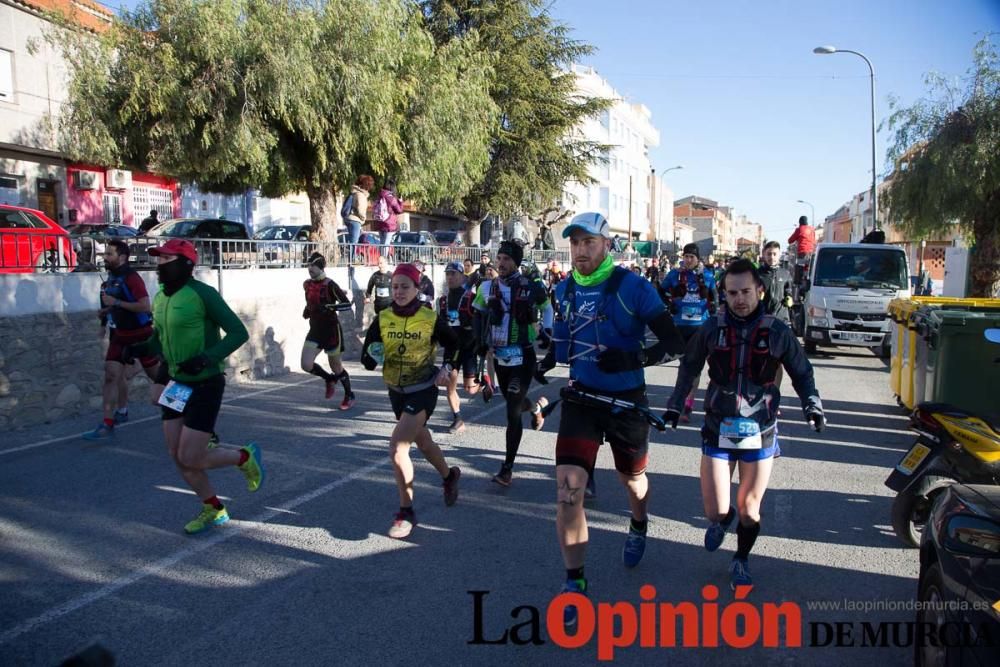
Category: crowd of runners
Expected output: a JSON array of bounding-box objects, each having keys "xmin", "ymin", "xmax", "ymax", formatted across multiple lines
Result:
[{"xmin": 82, "ymin": 211, "xmax": 826, "ymax": 631}]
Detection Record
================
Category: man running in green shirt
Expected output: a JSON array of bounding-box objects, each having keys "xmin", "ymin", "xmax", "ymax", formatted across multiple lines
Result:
[{"xmin": 139, "ymin": 239, "xmax": 264, "ymax": 534}]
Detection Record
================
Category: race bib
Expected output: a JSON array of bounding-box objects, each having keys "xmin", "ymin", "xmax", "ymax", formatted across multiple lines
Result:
[
  {"xmin": 718, "ymin": 417, "xmax": 762, "ymax": 450},
  {"xmin": 495, "ymin": 345, "xmax": 523, "ymax": 367},
  {"xmin": 375, "ymin": 287, "xmax": 390, "ymax": 298},
  {"xmin": 447, "ymin": 309, "xmax": 460, "ymax": 327},
  {"xmin": 681, "ymin": 306, "xmax": 702, "ymax": 321},
  {"xmin": 158, "ymin": 380, "xmax": 193, "ymax": 413}
]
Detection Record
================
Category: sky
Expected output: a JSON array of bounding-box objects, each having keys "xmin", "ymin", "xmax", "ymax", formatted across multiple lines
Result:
[{"xmin": 108, "ymin": 0, "xmax": 999, "ymax": 242}]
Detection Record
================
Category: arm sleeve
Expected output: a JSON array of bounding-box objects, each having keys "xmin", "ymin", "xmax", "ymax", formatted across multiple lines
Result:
[
  {"xmin": 361, "ymin": 317, "xmax": 382, "ymax": 369},
  {"xmin": 125, "ymin": 273, "xmax": 150, "ymax": 301},
  {"xmin": 534, "ymin": 282, "xmax": 553, "ymax": 329},
  {"xmin": 330, "ymin": 280, "xmax": 349, "ymax": 303},
  {"xmin": 472, "ymin": 284, "xmax": 487, "ymax": 311},
  {"xmin": 194, "ymin": 283, "xmax": 249, "ymax": 362},
  {"xmin": 667, "ymin": 324, "xmax": 711, "ymax": 411},
  {"xmin": 775, "ymin": 325, "xmax": 821, "ymax": 413},
  {"xmin": 644, "ymin": 311, "xmax": 686, "ymax": 364},
  {"xmin": 434, "ymin": 313, "xmax": 460, "ymax": 365},
  {"xmin": 366, "ymin": 274, "xmax": 376, "ymax": 298},
  {"xmin": 787, "ymin": 229, "xmax": 799, "ymax": 245},
  {"xmin": 389, "ymin": 195, "xmax": 404, "ymax": 214}
]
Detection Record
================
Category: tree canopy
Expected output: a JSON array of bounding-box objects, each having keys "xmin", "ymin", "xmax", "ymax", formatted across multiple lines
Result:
[
  {"xmin": 421, "ymin": 0, "xmax": 611, "ymax": 223},
  {"xmin": 883, "ymin": 35, "xmax": 1000, "ymax": 296},
  {"xmin": 51, "ymin": 0, "xmax": 497, "ymax": 240}
]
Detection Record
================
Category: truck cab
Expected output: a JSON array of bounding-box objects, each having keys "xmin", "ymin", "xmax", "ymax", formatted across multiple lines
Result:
[{"xmin": 801, "ymin": 242, "xmax": 910, "ymax": 357}]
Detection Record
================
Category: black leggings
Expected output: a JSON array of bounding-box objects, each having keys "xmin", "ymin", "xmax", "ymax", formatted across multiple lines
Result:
[{"xmin": 494, "ymin": 346, "xmax": 536, "ymax": 467}]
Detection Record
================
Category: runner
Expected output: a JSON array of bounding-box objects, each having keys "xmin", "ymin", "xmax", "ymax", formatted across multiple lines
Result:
[
  {"xmin": 660, "ymin": 242, "xmax": 718, "ymax": 422},
  {"xmin": 475, "ymin": 264, "xmax": 500, "ymax": 403},
  {"xmin": 536, "ymin": 212, "xmax": 684, "ymax": 629},
  {"xmin": 365, "ymin": 255, "xmax": 394, "ymax": 315},
  {"xmin": 134, "ymin": 239, "xmax": 262, "ymax": 535},
  {"xmin": 84, "ymin": 240, "xmax": 160, "ymax": 440},
  {"xmin": 361, "ymin": 263, "xmax": 462, "ymax": 539},
  {"xmin": 301, "ymin": 252, "xmax": 356, "ymax": 409},
  {"xmin": 664, "ymin": 258, "xmax": 824, "ymax": 589},
  {"xmin": 472, "ymin": 240, "xmax": 553, "ymax": 486},
  {"xmin": 413, "ymin": 259, "xmax": 435, "ymax": 308},
  {"xmin": 438, "ymin": 261, "xmax": 480, "ymax": 433}
]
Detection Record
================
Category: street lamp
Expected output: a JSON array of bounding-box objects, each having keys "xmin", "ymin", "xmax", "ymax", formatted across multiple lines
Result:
[
  {"xmin": 796, "ymin": 199, "xmax": 816, "ymax": 226},
  {"xmin": 813, "ymin": 45, "xmax": 878, "ymax": 231}
]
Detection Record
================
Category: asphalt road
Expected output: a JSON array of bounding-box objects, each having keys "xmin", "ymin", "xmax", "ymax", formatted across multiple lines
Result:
[{"xmin": 0, "ymin": 346, "xmax": 921, "ymax": 665}]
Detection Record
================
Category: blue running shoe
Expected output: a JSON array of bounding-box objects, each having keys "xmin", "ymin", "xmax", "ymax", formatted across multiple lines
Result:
[
  {"xmin": 83, "ymin": 423, "xmax": 114, "ymax": 440},
  {"xmin": 729, "ymin": 557, "xmax": 752, "ymax": 590},
  {"xmin": 705, "ymin": 507, "xmax": 736, "ymax": 552},
  {"xmin": 622, "ymin": 525, "xmax": 647, "ymax": 568},
  {"xmin": 560, "ymin": 578, "xmax": 588, "ymax": 632}
]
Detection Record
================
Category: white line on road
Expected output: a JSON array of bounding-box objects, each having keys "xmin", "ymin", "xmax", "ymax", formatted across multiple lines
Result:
[
  {"xmin": 0, "ymin": 377, "xmax": 315, "ymax": 457},
  {"xmin": 0, "ymin": 458, "xmax": 385, "ymax": 647}
]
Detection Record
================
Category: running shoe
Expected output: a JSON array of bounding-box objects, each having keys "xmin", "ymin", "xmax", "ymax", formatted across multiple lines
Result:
[
  {"xmin": 388, "ymin": 510, "xmax": 417, "ymax": 539},
  {"xmin": 729, "ymin": 557, "xmax": 753, "ymax": 590},
  {"xmin": 442, "ymin": 466, "xmax": 461, "ymax": 506},
  {"xmin": 448, "ymin": 417, "xmax": 466, "ymax": 434},
  {"xmin": 622, "ymin": 524, "xmax": 647, "ymax": 568},
  {"xmin": 113, "ymin": 409, "xmax": 129, "ymax": 424},
  {"xmin": 207, "ymin": 432, "xmax": 220, "ymax": 450},
  {"xmin": 83, "ymin": 423, "xmax": 114, "ymax": 441},
  {"xmin": 325, "ymin": 379, "xmax": 336, "ymax": 400},
  {"xmin": 339, "ymin": 393, "xmax": 355, "ymax": 411},
  {"xmin": 560, "ymin": 578, "xmax": 588, "ymax": 632},
  {"xmin": 184, "ymin": 504, "xmax": 229, "ymax": 535},
  {"xmin": 238, "ymin": 442, "xmax": 265, "ymax": 492},
  {"xmin": 492, "ymin": 463, "xmax": 513, "ymax": 487},
  {"xmin": 705, "ymin": 507, "xmax": 736, "ymax": 552},
  {"xmin": 531, "ymin": 398, "xmax": 548, "ymax": 431}
]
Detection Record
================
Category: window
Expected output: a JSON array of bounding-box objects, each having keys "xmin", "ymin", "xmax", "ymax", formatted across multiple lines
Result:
[
  {"xmin": 600, "ymin": 110, "xmax": 609, "ymax": 129},
  {"xmin": 102, "ymin": 193, "xmax": 123, "ymax": 225},
  {"xmin": 133, "ymin": 186, "xmax": 173, "ymax": 220},
  {"xmin": 0, "ymin": 175, "xmax": 19, "ymax": 205},
  {"xmin": 220, "ymin": 222, "xmax": 247, "ymax": 239},
  {"xmin": 0, "ymin": 50, "xmax": 12, "ymax": 101},
  {"xmin": 599, "ymin": 187, "xmax": 609, "ymax": 211}
]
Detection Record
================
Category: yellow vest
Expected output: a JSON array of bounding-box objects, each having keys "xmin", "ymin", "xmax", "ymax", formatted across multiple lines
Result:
[{"xmin": 378, "ymin": 306, "xmax": 439, "ymax": 389}]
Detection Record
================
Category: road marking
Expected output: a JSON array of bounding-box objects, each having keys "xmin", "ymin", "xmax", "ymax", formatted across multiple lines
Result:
[
  {"xmin": 0, "ymin": 458, "xmax": 385, "ymax": 646},
  {"xmin": 0, "ymin": 377, "xmax": 314, "ymax": 457}
]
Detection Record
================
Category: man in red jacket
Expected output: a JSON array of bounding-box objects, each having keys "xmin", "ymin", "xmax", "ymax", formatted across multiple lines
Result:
[{"xmin": 787, "ymin": 216, "xmax": 816, "ymax": 285}]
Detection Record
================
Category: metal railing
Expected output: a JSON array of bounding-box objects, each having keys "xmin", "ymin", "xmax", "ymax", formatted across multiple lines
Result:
[{"xmin": 0, "ymin": 231, "xmax": 76, "ymax": 272}]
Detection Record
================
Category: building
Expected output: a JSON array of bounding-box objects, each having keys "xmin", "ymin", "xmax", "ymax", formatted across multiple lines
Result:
[
  {"xmin": 673, "ymin": 195, "xmax": 737, "ymax": 256},
  {"xmin": 732, "ymin": 213, "xmax": 763, "ymax": 254},
  {"xmin": 560, "ymin": 64, "xmax": 662, "ymax": 244}
]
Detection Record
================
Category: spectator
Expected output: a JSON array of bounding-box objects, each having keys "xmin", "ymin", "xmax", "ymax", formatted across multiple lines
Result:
[
  {"xmin": 343, "ymin": 175, "xmax": 374, "ymax": 245},
  {"xmin": 139, "ymin": 209, "xmax": 159, "ymax": 234},
  {"xmin": 374, "ymin": 179, "xmax": 405, "ymax": 248}
]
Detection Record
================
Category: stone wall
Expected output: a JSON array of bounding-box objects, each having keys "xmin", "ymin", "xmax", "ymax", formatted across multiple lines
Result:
[{"xmin": 0, "ymin": 265, "xmax": 389, "ymax": 430}]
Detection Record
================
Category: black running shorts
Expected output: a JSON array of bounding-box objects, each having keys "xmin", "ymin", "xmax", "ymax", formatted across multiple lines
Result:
[
  {"xmin": 160, "ymin": 374, "xmax": 225, "ymax": 433},
  {"xmin": 388, "ymin": 385, "xmax": 439, "ymax": 422},
  {"xmin": 555, "ymin": 386, "xmax": 650, "ymax": 476}
]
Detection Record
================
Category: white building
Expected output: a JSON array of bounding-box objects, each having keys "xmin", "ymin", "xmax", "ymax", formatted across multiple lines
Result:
[{"xmin": 560, "ymin": 65, "xmax": 663, "ymax": 244}]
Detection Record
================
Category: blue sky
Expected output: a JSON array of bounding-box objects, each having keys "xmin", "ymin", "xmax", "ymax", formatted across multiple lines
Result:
[
  {"xmin": 110, "ymin": 0, "xmax": 998, "ymax": 241},
  {"xmin": 548, "ymin": 0, "xmax": 998, "ymax": 240}
]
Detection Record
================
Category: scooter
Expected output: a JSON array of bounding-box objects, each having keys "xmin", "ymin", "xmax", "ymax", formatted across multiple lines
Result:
[{"xmin": 884, "ymin": 328, "xmax": 1000, "ymax": 547}]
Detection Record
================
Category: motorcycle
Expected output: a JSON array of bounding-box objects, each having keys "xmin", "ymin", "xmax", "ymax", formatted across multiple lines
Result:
[{"xmin": 884, "ymin": 328, "xmax": 1000, "ymax": 547}]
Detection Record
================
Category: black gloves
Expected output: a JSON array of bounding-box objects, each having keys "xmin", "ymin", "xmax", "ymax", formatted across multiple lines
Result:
[
  {"xmin": 596, "ymin": 347, "xmax": 644, "ymax": 373},
  {"xmin": 663, "ymin": 408, "xmax": 681, "ymax": 429},
  {"xmin": 534, "ymin": 351, "xmax": 556, "ymax": 385},
  {"xmin": 177, "ymin": 353, "xmax": 211, "ymax": 375},
  {"xmin": 302, "ymin": 306, "xmax": 310, "ymax": 319},
  {"xmin": 805, "ymin": 405, "xmax": 825, "ymax": 432}
]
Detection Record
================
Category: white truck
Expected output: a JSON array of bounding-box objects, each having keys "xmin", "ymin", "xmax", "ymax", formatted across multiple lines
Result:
[{"xmin": 800, "ymin": 242, "xmax": 911, "ymax": 357}]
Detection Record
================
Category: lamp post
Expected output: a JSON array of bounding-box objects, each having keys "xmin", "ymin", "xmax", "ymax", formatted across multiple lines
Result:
[
  {"xmin": 813, "ymin": 45, "xmax": 878, "ymax": 231},
  {"xmin": 796, "ymin": 199, "xmax": 816, "ymax": 226},
  {"xmin": 658, "ymin": 165, "xmax": 683, "ymax": 253}
]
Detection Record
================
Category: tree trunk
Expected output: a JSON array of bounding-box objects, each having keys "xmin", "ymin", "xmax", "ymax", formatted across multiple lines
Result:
[
  {"xmin": 969, "ymin": 214, "xmax": 1000, "ymax": 297},
  {"xmin": 306, "ymin": 183, "xmax": 340, "ymax": 263}
]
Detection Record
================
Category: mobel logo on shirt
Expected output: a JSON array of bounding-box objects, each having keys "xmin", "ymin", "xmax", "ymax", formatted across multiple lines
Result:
[{"xmin": 385, "ymin": 330, "xmax": 423, "ymax": 340}]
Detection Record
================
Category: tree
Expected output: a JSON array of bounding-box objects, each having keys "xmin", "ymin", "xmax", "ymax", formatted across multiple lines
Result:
[
  {"xmin": 883, "ymin": 35, "xmax": 1000, "ymax": 297},
  {"xmin": 421, "ymin": 0, "xmax": 611, "ymax": 227},
  {"xmin": 49, "ymin": 0, "xmax": 496, "ymax": 244}
]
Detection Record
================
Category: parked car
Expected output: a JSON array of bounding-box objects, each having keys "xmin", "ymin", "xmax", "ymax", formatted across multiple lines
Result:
[
  {"xmin": 0, "ymin": 204, "xmax": 77, "ymax": 273},
  {"xmin": 254, "ymin": 224, "xmax": 311, "ymax": 266},
  {"xmin": 432, "ymin": 229, "xmax": 463, "ymax": 247},
  {"xmin": 67, "ymin": 224, "xmax": 140, "ymax": 269},
  {"xmin": 917, "ymin": 483, "xmax": 1000, "ymax": 666},
  {"xmin": 391, "ymin": 230, "xmax": 437, "ymax": 264},
  {"xmin": 142, "ymin": 217, "xmax": 252, "ymax": 267}
]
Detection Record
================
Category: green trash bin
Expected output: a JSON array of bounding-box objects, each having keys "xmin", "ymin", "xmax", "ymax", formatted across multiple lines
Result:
[{"xmin": 922, "ymin": 309, "xmax": 1000, "ymax": 418}]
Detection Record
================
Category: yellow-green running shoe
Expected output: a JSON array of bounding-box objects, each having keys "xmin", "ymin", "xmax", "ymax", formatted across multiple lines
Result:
[
  {"xmin": 207, "ymin": 432, "xmax": 220, "ymax": 449},
  {"xmin": 238, "ymin": 442, "xmax": 264, "ymax": 492},
  {"xmin": 184, "ymin": 504, "xmax": 229, "ymax": 535}
]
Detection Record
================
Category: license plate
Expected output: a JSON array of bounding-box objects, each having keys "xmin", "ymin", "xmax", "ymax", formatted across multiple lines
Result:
[
  {"xmin": 896, "ymin": 443, "xmax": 931, "ymax": 475},
  {"xmin": 842, "ymin": 332, "xmax": 868, "ymax": 342}
]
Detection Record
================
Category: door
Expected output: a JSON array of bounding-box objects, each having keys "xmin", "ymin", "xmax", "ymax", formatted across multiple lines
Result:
[
  {"xmin": 943, "ymin": 247, "xmax": 969, "ymax": 298},
  {"xmin": 37, "ymin": 180, "xmax": 59, "ymax": 225}
]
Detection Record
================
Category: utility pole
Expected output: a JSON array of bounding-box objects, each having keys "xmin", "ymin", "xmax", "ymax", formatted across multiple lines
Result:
[{"xmin": 627, "ymin": 174, "xmax": 633, "ymax": 249}]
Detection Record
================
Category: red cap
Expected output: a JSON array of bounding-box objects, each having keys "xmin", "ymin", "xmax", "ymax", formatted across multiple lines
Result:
[
  {"xmin": 392, "ymin": 263, "xmax": 421, "ymax": 286},
  {"xmin": 148, "ymin": 239, "xmax": 198, "ymax": 263}
]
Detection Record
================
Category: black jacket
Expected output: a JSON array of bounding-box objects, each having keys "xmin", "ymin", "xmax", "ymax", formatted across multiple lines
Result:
[
  {"xmin": 759, "ymin": 263, "xmax": 793, "ymax": 323},
  {"xmin": 667, "ymin": 305, "xmax": 821, "ymax": 436}
]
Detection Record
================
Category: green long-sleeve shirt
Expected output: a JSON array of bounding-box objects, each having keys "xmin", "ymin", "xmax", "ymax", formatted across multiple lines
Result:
[{"xmin": 147, "ymin": 279, "xmax": 249, "ymax": 382}]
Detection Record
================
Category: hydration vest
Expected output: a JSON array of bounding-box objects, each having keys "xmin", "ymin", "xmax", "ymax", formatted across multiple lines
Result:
[
  {"xmin": 552, "ymin": 266, "xmax": 634, "ymax": 365},
  {"xmin": 438, "ymin": 287, "xmax": 475, "ymax": 330},
  {"xmin": 103, "ymin": 266, "xmax": 152, "ymax": 330},
  {"xmin": 304, "ymin": 278, "xmax": 338, "ymax": 318},
  {"xmin": 706, "ymin": 311, "xmax": 782, "ymax": 388},
  {"xmin": 485, "ymin": 273, "xmax": 546, "ymax": 346}
]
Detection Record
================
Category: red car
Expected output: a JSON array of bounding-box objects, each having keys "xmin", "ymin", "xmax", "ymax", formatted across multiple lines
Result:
[{"xmin": 0, "ymin": 204, "xmax": 77, "ymax": 273}]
